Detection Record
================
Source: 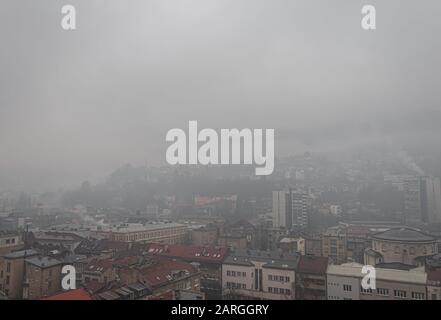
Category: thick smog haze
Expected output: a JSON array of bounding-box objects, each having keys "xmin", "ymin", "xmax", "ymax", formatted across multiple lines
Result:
[{"xmin": 0, "ymin": 0, "xmax": 440, "ymax": 191}]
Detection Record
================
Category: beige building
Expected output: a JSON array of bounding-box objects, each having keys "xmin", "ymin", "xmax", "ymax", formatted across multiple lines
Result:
[
  {"xmin": 222, "ymin": 250, "xmax": 298, "ymax": 300},
  {"xmin": 327, "ymin": 262, "xmax": 427, "ymax": 300},
  {"xmin": 0, "ymin": 249, "xmax": 38, "ymax": 299},
  {"xmin": 364, "ymin": 228, "xmax": 438, "ymax": 266},
  {"xmin": 96, "ymin": 222, "xmax": 188, "ymax": 244},
  {"xmin": 191, "ymin": 227, "xmax": 218, "ymax": 246},
  {"xmin": 0, "ymin": 231, "xmax": 22, "ymax": 256},
  {"xmin": 23, "ymin": 256, "xmax": 63, "ymax": 300},
  {"xmin": 322, "ymin": 226, "xmax": 347, "ymax": 264}
]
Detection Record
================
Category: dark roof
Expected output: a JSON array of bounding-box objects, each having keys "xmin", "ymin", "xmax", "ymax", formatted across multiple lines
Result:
[
  {"xmin": 25, "ymin": 256, "xmax": 62, "ymax": 268},
  {"xmin": 364, "ymin": 248, "xmax": 383, "ymax": 258},
  {"xmin": 4, "ymin": 249, "xmax": 38, "ymax": 259},
  {"xmin": 427, "ymin": 254, "xmax": 441, "ymax": 268},
  {"xmin": 224, "ymin": 249, "xmax": 299, "ymax": 270},
  {"xmin": 372, "ymin": 228, "xmax": 436, "ymax": 242},
  {"xmin": 296, "ymin": 256, "xmax": 328, "ymax": 274},
  {"xmin": 375, "ymin": 262, "xmax": 416, "ymax": 271}
]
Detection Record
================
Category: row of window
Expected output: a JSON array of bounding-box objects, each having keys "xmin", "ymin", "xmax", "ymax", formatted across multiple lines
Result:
[
  {"xmin": 268, "ymin": 287, "xmax": 291, "ymax": 295},
  {"xmin": 268, "ymin": 275, "xmax": 290, "ymax": 283},
  {"xmin": 226, "ymin": 271, "xmax": 246, "ymax": 277},
  {"xmin": 339, "ymin": 285, "xmax": 425, "ymax": 300},
  {"xmin": 374, "ymin": 243, "xmax": 436, "ymax": 255},
  {"xmin": 226, "ymin": 282, "xmax": 246, "ymax": 290},
  {"xmin": 1, "ymin": 238, "xmax": 16, "ymax": 245}
]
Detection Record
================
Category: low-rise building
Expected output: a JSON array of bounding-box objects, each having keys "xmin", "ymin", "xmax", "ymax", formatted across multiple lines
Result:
[
  {"xmin": 322, "ymin": 226, "xmax": 347, "ymax": 264},
  {"xmin": 327, "ymin": 262, "xmax": 427, "ymax": 300},
  {"xmin": 23, "ymin": 256, "xmax": 63, "ymax": 299},
  {"xmin": 96, "ymin": 222, "xmax": 188, "ymax": 244},
  {"xmin": 0, "ymin": 249, "xmax": 38, "ymax": 299},
  {"xmin": 145, "ymin": 244, "xmax": 227, "ymax": 299},
  {"xmin": 0, "ymin": 231, "xmax": 22, "ymax": 255},
  {"xmin": 222, "ymin": 249, "xmax": 299, "ymax": 300}
]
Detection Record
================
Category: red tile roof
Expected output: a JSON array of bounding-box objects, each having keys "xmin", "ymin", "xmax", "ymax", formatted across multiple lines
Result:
[
  {"xmin": 83, "ymin": 280, "xmax": 106, "ymax": 294},
  {"xmin": 42, "ymin": 289, "xmax": 92, "ymax": 300},
  {"xmin": 86, "ymin": 259, "xmax": 113, "ymax": 273},
  {"xmin": 296, "ymin": 255, "xmax": 329, "ymax": 275},
  {"xmin": 140, "ymin": 257, "xmax": 198, "ymax": 288},
  {"xmin": 146, "ymin": 244, "xmax": 227, "ymax": 263}
]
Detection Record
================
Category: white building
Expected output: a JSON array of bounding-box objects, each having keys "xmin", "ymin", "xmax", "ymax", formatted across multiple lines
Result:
[{"xmin": 327, "ymin": 262, "xmax": 427, "ymax": 300}]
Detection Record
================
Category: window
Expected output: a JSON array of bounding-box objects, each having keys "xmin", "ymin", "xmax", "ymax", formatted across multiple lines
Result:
[
  {"xmin": 285, "ymin": 289, "xmax": 291, "ymax": 295},
  {"xmin": 268, "ymin": 275, "xmax": 273, "ymax": 281},
  {"xmin": 361, "ymin": 287, "xmax": 373, "ymax": 294},
  {"xmin": 411, "ymin": 292, "xmax": 425, "ymax": 300},
  {"xmin": 394, "ymin": 246, "xmax": 400, "ymax": 254},
  {"xmin": 227, "ymin": 271, "xmax": 231, "ymax": 276},
  {"xmin": 231, "ymin": 271, "xmax": 236, "ymax": 277},
  {"xmin": 377, "ymin": 288, "xmax": 389, "ymax": 296},
  {"xmin": 394, "ymin": 290, "xmax": 407, "ymax": 298},
  {"xmin": 268, "ymin": 287, "xmax": 273, "ymax": 293},
  {"xmin": 6, "ymin": 263, "xmax": 11, "ymax": 273},
  {"xmin": 343, "ymin": 285, "xmax": 352, "ymax": 292},
  {"xmin": 6, "ymin": 276, "xmax": 10, "ymax": 285},
  {"xmin": 285, "ymin": 276, "xmax": 290, "ymax": 282}
]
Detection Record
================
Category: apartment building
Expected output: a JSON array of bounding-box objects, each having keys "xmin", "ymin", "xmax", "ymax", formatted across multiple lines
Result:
[
  {"xmin": 23, "ymin": 256, "xmax": 63, "ymax": 299},
  {"xmin": 327, "ymin": 262, "xmax": 427, "ymax": 300},
  {"xmin": 96, "ymin": 222, "xmax": 188, "ymax": 244},
  {"xmin": 222, "ymin": 249, "xmax": 299, "ymax": 300},
  {"xmin": 322, "ymin": 226, "xmax": 347, "ymax": 264},
  {"xmin": 0, "ymin": 231, "xmax": 22, "ymax": 256},
  {"xmin": 0, "ymin": 249, "xmax": 38, "ymax": 299},
  {"xmin": 145, "ymin": 244, "xmax": 228, "ymax": 299}
]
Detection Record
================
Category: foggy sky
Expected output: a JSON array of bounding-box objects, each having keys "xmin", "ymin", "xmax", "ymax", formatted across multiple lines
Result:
[{"xmin": 0, "ymin": 0, "xmax": 440, "ymax": 191}]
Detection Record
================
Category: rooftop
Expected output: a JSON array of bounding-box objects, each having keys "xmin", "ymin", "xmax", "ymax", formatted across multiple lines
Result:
[
  {"xmin": 4, "ymin": 249, "xmax": 38, "ymax": 259},
  {"xmin": 146, "ymin": 244, "xmax": 228, "ymax": 262},
  {"xmin": 26, "ymin": 256, "xmax": 62, "ymax": 268},
  {"xmin": 224, "ymin": 249, "xmax": 299, "ymax": 270},
  {"xmin": 41, "ymin": 289, "xmax": 92, "ymax": 300},
  {"xmin": 327, "ymin": 262, "xmax": 427, "ymax": 285},
  {"xmin": 372, "ymin": 228, "xmax": 437, "ymax": 242},
  {"xmin": 102, "ymin": 222, "xmax": 187, "ymax": 233}
]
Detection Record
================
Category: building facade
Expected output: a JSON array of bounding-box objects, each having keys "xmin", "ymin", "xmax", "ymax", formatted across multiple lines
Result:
[{"xmin": 222, "ymin": 250, "xmax": 298, "ymax": 300}]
